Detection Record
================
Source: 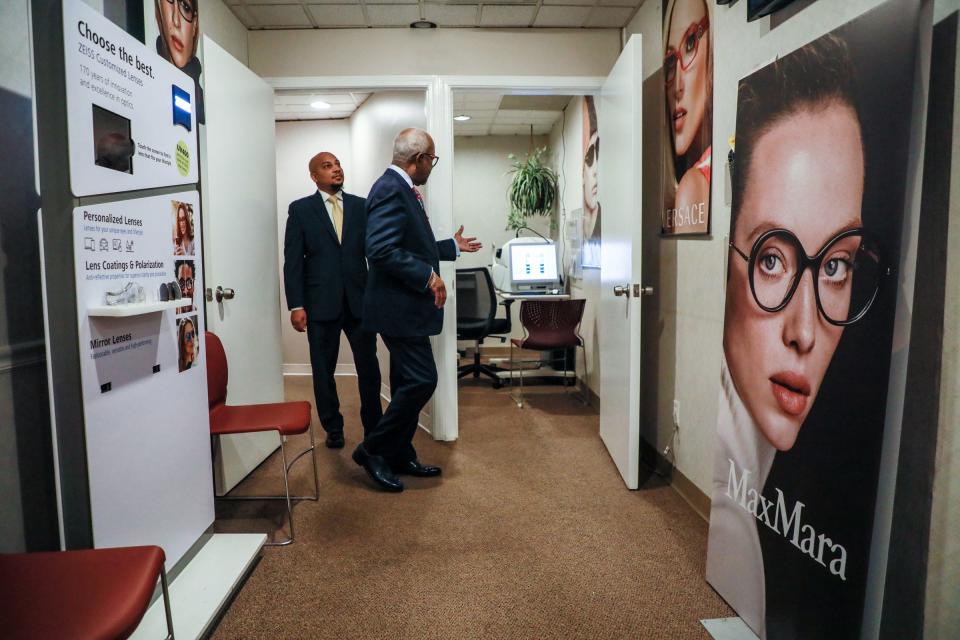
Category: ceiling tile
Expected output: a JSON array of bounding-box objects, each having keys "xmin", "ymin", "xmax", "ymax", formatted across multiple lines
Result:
[
  {"xmin": 247, "ymin": 4, "xmax": 313, "ymax": 27},
  {"xmin": 584, "ymin": 6, "xmax": 634, "ymax": 27},
  {"xmin": 533, "ymin": 5, "xmax": 591, "ymax": 27},
  {"xmin": 424, "ymin": 5, "xmax": 479, "ymax": 27},
  {"xmin": 365, "ymin": 4, "xmax": 420, "ymax": 26},
  {"xmin": 307, "ymin": 4, "xmax": 366, "ymax": 26},
  {"xmin": 228, "ymin": 5, "xmax": 257, "ymax": 27},
  {"xmin": 479, "ymin": 5, "xmax": 536, "ymax": 27}
]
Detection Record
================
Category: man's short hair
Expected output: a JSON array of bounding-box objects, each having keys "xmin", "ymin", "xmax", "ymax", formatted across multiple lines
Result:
[{"xmin": 392, "ymin": 128, "xmax": 432, "ymax": 165}]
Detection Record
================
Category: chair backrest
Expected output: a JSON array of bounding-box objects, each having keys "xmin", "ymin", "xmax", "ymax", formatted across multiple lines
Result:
[
  {"xmin": 455, "ymin": 267, "xmax": 497, "ymax": 337},
  {"xmin": 519, "ymin": 299, "xmax": 587, "ymax": 349},
  {"xmin": 205, "ymin": 331, "xmax": 228, "ymax": 409}
]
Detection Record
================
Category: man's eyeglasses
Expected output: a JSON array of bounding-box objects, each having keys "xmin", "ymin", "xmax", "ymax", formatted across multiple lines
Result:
[
  {"xmin": 584, "ymin": 139, "xmax": 599, "ymax": 168},
  {"xmin": 419, "ymin": 153, "xmax": 440, "ymax": 168},
  {"xmin": 162, "ymin": 0, "xmax": 197, "ymax": 24},
  {"xmin": 179, "ymin": 277, "xmax": 194, "ymax": 293},
  {"xmin": 664, "ymin": 15, "xmax": 710, "ymax": 84},
  {"xmin": 729, "ymin": 227, "xmax": 890, "ymax": 326}
]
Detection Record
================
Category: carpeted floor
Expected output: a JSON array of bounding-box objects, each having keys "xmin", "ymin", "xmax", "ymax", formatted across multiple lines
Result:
[{"xmin": 210, "ymin": 375, "xmax": 732, "ymax": 639}]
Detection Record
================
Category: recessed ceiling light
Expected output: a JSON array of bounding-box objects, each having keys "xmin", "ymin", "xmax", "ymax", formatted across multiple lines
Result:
[
  {"xmin": 310, "ymin": 100, "xmax": 331, "ymax": 110},
  {"xmin": 453, "ymin": 114, "xmax": 471, "ymax": 122},
  {"xmin": 410, "ymin": 19, "xmax": 437, "ymax": 28}
]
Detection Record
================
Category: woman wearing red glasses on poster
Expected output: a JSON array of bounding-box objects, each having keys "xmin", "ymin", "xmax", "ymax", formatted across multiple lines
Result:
[{"xmin": 662, "ymin": 0, "xmax": 712, "ymax": 235}]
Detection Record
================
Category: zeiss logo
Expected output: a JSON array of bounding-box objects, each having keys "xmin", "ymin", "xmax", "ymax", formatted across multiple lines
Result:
[{"xmin": 172, "ymin": 85, "xmax": 192, "ymax": 131}]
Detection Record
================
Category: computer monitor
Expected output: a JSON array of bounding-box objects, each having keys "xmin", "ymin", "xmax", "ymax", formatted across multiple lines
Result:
[{"xmin": 509, "ymin": 242, "xmax": 559, "ymax": 292}]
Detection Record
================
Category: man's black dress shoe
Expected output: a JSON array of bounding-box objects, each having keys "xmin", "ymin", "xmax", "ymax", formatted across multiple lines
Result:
[
  {"xmin": 325, "ymin": 432, "xmax": 345, "ymax": 449},
  {"xmin": 391, "ymin": 460, "xmax": 442, "ymax": 477},
  {"xmin": 352, "ymin": 446, "xmax": 404, "ymax": 492}
]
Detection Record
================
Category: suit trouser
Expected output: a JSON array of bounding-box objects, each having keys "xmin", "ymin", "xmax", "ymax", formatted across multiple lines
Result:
[
  {"xmin": 306, "ymin": 303, "xmax": 382, "ymax": 436},
  {"xmin": 362, "ymin": 334, "xmax": 436, "ymax": 464}
]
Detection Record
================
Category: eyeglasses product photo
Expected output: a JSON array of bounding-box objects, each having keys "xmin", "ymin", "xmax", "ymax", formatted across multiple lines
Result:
[
  {"xmin": 104, "ymin": 282, "xmax": 145, "ymax": 306},
  {"xmin": 664, "ymin": 15, "xmax": 710, "ymax": 84},
  {"xmin": 729, "ymin": 227, "xmax": 890, "ymax": 326}
]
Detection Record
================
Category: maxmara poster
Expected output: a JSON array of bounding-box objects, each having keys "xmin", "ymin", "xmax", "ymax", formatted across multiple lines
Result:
[
  {"xmin": 661, "ymin": 0, "xmax": 712, "ymax": 236},
  {"xmin": 705, "ymin": 2, "xmax": 920, "ymax": 638}
]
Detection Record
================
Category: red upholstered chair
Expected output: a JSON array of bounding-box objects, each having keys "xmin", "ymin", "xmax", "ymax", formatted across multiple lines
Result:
[
  {"xmin": 206, "ymin": 331, "xmax": 317, "ymax": 546},
  {"xmin": 0, "ymin": 545, "xmax": 174, "ymax": 639},
  {"xmin": 509, "ymin": 299, "xmax": 588, "ymax": 408}
]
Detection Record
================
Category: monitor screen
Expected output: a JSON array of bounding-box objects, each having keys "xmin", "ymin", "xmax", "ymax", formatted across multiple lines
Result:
[{"xmin": 510, "ymin": 243, "xmax": 559, "ymax": 284}]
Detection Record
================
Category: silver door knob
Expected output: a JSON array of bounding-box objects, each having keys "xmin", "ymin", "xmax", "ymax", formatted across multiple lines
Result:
[
  {"xmin": 613, "ymin": 284, "xmax": 631, "ymax": 297},
  {"xmin": 640, "ymin": 285, "xmax": 654, "ymax": 296},
  {"xmin": 215, "ymin": 286, "xmax": 236, "ymax": 302}
]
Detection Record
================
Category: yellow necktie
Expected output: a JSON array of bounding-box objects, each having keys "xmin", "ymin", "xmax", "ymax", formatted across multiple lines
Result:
[{"xmin": 329, "ymin": 195, "xmax": 343, "ymax": 243}]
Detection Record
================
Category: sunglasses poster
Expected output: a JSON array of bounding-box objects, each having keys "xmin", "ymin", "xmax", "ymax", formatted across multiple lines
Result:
[
  {"xmin": 581, "ymin": 96, "xmax": 601, "ymax": 268},
  {"xmin": 706, "ymin": 3, "xmax": 920, "ymax": 638},
  {"xmin": 661, "ymin": 0, "xmax": 712, "ymax": 236}
]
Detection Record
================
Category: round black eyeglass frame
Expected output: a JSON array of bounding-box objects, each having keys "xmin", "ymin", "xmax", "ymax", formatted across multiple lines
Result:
[
  {"xmin": 162, "ymin": 0, "xmax": 197, "ymax": 23},
  {"xmin": 728, "ymin": 227, "xmax": 890, "ymax": 327}
]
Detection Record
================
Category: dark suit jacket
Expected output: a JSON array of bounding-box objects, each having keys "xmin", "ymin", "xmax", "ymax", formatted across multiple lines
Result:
[
  {"xmin": 363, "ymin": 169, "xmax": 457, "ymax": 337},
  {"xmin": 283, "ymin": 190, "xmax": 368, "ymax": 322}
]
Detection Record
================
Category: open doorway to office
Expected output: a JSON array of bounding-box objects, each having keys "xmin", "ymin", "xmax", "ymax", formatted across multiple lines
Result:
[
  {"xmin": 450, "ymin": 89, "xmax": 601, "ymax": 415},
  {"xmin": 273, "ymin": 87, "xmax": 429, "ymax": 447}
]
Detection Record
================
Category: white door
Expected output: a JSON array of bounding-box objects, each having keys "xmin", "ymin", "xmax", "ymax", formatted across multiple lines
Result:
[
  {"xmin": 202, "ymin": 37, "xmax": 284, "ymax": 493},
  {"xmin": 599, "ymin": 36, "xmax": 644, "ymax": 489}
]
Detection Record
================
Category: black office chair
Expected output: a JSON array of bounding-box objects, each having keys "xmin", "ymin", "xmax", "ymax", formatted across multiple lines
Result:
[{"xmin": 456, "ymin": 267, "xmax": 513, "ymax": 388}]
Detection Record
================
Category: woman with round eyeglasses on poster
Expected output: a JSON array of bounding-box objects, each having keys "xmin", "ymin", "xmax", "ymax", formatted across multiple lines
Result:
[
  {"xmin": 706, "ymin": 34, "xmax": 893, "ymax": 637},
  {"xmin": 155, "ymin": 0, "xmax": 205, "ymax": 124},
  {"xmin": 662, "ymin": 0, "xmax": 712, "ymax": 234}
]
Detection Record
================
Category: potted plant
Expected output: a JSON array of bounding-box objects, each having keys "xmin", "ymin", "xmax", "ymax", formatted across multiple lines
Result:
[{"xmin": 506, "ymin": 146, "xmax": 559, "ymax": 231}]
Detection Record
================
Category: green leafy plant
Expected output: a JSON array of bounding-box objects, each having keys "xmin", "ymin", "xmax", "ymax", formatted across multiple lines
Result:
[{"xmin": 506, "ymin": 147, "xmax": 559, "ymax": 231}]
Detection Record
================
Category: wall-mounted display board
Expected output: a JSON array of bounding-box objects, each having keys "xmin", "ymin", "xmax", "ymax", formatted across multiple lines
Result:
[
  {"xmin": 63, "ymin": 0, "xmax": 198, "ymax": 196},
  {"xmin": 705, "ymin": 2, "xmax": 923, "ymax": 638},
  {"xmin": 73, "ymin": 190, "xmax": 212, "ymax": 566},
  {"xmin": 661, "ymin": 0, "xmax": 713, "ymax": 236}
]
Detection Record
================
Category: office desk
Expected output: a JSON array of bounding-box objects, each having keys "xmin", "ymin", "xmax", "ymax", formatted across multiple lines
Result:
[
  {"xmin": 496, "ymin": 291, "xmax": 571, "ymax": 301},
  {"xmin": 490, "ymin": 290, "xmax": 575, "ymax": 382}
]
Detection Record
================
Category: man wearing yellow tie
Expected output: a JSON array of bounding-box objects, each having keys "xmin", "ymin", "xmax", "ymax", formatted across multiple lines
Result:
[{"xmin": 283, "ymin": 152, "xmax": 382, "ymax": 449}]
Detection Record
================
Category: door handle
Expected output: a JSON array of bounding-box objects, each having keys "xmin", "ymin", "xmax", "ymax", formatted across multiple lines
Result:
[
  {"xmin": 638, "ymin": 285, "xmax": 654, "ymax": 296},
  {"xmin": 613, "ymin": 284, "xmax": 631, "ymax": 298},
  {"xmin": 215, "ymin": 286, "xmax": 236, "ymax": 303}
]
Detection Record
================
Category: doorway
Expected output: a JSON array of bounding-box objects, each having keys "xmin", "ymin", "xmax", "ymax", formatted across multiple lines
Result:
[
  {"xmin": 273, "ymin": 87, "xmax": 428, "ymax": 435},
  {"xmin": 450, "ymin": 90, "xmax": 599, "ymax": 409}
]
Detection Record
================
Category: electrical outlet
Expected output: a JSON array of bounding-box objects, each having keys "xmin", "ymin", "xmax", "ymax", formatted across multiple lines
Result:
[{"xmin": 672, "ymin": 399, "xmax": 680, "ymax": 427}]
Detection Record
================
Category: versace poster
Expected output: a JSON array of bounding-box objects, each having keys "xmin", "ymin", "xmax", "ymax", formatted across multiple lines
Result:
[
  {"xmin": 705, "ymin": 2, "xmax": 921, "ymax": 638},
  {"xmin": 661, "ymin": 0, "xmax": 712, "ymax": 236}
]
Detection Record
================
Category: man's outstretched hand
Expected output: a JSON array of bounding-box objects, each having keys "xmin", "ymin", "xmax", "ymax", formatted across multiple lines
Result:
[
  {"xmin": 428, "ymin": 271, "xmax": 447, "ymax": 309},
  {"xmin": 454, "ymin": 225, "xmax": 482, "ymax": 253}
]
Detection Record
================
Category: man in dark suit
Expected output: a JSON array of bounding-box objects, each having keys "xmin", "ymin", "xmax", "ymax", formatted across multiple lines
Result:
[
  {"xmin": 352, "ymin": 128, "xmax": 481, "ymax": 492},
  {"xmin": 284, "ymin": 152, "xmax": 382, "ymax": 449}
]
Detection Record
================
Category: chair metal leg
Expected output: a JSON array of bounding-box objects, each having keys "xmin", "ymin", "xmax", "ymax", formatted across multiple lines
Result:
[
  {"xmin": 578, "ymin": 345, "xmax": 589, "ymax": 406},
  {"xmin": 264, "ymin": 438, "xmax": 295, "ymax": 547},
  {"xmin": 160, "ymin": 565, "xmax": 175, "ymax": 640}
]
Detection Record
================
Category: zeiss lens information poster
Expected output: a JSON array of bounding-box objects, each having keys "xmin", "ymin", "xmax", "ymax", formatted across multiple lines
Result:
[
  {"xmin": 63, "ymin": 0, "xmax": 198, "ymax": 196},
  {"xmin": 72, "ymin": 190, "xmax": 212, "ymax": 564}
]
